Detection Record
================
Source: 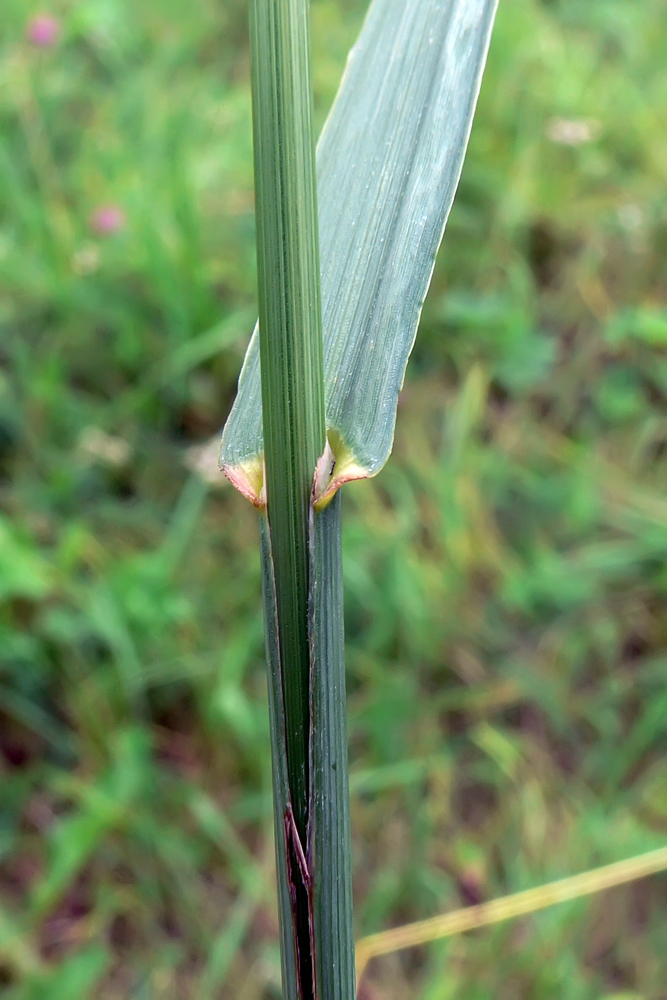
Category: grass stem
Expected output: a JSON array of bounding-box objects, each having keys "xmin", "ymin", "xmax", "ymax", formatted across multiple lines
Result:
[
  {"xmin": 251, "ymin": 0, "xmax": 325, "ymax": 847},
  {"xmin": 251, "ymin": 0, "xmax": 353, "ymax": 996}
]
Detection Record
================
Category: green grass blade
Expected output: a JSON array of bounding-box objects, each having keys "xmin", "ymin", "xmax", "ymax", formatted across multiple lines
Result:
[{"xmin": 221, "ymin": 0, "xmax": 498, "ymax": 504}]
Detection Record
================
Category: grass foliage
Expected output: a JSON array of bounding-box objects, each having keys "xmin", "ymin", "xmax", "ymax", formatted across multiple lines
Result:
[{"xmin": 1, "ymin": 0, "xmax": 667, "ymax": 997}]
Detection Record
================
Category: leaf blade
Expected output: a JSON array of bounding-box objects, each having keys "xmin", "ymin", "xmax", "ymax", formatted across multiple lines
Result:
[{"xmin": 221, "ymin": 0, "xmax": 498, "ymax": 500}]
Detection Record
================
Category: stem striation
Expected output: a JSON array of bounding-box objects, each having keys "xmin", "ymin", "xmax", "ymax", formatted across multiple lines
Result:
[
  {"xmin": 251, "ymin": 0, "xmax": 325, "ymax": 846},
  {"xmin": 251, "ymin": 0, "xmax": 354, "ymax": 996}
]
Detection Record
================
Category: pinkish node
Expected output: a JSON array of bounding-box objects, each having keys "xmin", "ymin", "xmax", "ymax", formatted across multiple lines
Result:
[
  {"xmin": 26, "ymin": 14, "xmax": 61, "ymax": 48},
  {"xmin": 90, "ymin": 205, "xmax": 126, "ymax": 236}
]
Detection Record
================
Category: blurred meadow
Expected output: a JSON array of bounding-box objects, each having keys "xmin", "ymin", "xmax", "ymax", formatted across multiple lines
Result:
[{"xmin": 1, "ymin": 0, "xmax": 667, "ymax": 996}]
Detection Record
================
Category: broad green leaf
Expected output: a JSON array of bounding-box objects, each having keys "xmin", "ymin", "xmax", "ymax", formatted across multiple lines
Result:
[{"xmin": 221, "ymin": 0, "xmax": 498, "ymax": 507}]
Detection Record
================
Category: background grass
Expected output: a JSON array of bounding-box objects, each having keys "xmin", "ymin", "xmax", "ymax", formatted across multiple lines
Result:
[{"xmin": 1, "ymin": 0, "xmax": 667, "ymax": 997}]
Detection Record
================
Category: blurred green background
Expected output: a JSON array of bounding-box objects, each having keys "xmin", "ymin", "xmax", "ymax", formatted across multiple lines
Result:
[{"xmin": 2, "ymin": 0, "xmax": 667, "ymax": 996}]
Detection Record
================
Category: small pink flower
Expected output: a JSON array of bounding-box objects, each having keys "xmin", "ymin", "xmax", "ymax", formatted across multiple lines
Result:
[
  {"xmin": 89, "ymin": 205, "xmax": 126, "ymax": 236},
  {"xmin": 26, "ymin": 14, "xmax": 61, "ymax": 48}
]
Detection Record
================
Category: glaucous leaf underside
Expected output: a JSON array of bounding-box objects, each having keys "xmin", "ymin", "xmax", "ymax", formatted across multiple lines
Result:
[{"xmin": 221, "ymin": 0, "xmax": 498, "ymax": 507}]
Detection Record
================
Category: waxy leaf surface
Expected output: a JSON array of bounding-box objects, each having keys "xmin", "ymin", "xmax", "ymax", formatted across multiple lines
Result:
[{"xmin": 221, "ymin": 0, "xmax": 498, "ymax": 504}]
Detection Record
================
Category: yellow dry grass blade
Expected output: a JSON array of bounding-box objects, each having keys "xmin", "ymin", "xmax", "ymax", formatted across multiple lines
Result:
[{"xmin": 355, "ymin": 846, "xmax": 667, "ymax": 985}]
